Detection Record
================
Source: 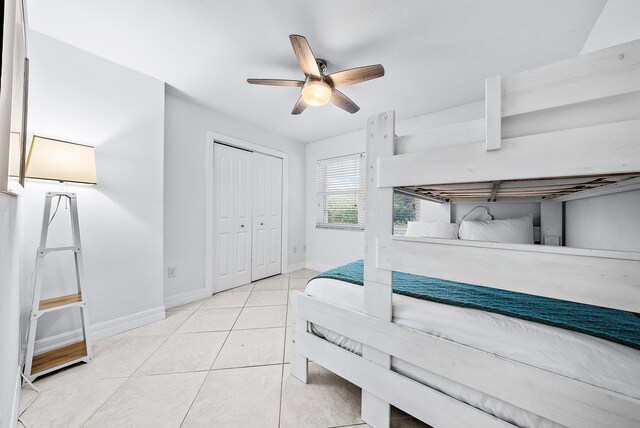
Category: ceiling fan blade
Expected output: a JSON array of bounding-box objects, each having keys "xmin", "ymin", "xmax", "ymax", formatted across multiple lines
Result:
[
  {"xmin": 326, "ymin": 64, "xmax": 385, "ymax": 87},
  {"xmin": 289, "ymin": 34, "xmax": 321, "ymax": 78},
  {"xmin": 247, "ymin": 78, "xmax": 305, "ymax": 87},
  {"xmin": 330, "ymin": 89, "xmax": 360, "ymax": 114},
  {"xmin": 291, "ymin": 96, "xmax": 308, "ymax": 115}
]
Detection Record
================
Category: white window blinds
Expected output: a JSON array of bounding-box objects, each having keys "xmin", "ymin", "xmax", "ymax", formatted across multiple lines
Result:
[{"xmin": 316, "ymin": 153, "xmax": 366, "ymax": 229}]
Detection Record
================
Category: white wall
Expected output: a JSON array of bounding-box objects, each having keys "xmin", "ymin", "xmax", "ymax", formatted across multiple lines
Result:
[
  {"xmin": 163, "ymin": 92, "xmax": 306, "ymax": 302},
  {"xmin": 306, "ymin": 102, "xmax": 490, "ymax": 271},
  {"xmin": 566, "ymin": 191, "xmax": 640, "ymax": 252},
  {"xmin": 0, "ymin": 193, "xmax": 21, "ymax": 428},
  {"xmin": 580, "ymin": 0, "xmax": 640, "ymax": 54},
  {"xmin": 564, "ymin": 0, "xmax": 640, "ymax": 252},
  {"xmin": 22, "ymin": 32, "xmax": 166, "ymax": 342}
]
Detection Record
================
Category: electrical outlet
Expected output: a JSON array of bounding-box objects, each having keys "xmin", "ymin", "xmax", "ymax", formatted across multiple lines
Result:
[
  {"xmin": 544, "ymin": 236, "xmax": 561, "ymax": 246},
  {"xmin": 168, "ymin": 266, "xmax": 177, "ymax": 277},
  {"xmin": 293, "ymin": 246, "xmax": 297, "ymax": 253}
]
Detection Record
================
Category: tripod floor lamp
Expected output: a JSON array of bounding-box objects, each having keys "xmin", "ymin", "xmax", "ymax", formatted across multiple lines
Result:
[{"xmin": 23, "ymin": 135, "xmax": 97, "ymax": 381}]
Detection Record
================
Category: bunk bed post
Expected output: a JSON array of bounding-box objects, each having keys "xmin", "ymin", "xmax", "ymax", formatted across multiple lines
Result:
[
  {"xmin": 540, "ymin": 199, "xmax": 563, "ymax": 246},
  {"xmin": 290, "ymin": 292, "xmax": 308, "ymax": 383},
  {"xmin": 362, "ymin": 111, "xmax": 395, "ymax": 428}
]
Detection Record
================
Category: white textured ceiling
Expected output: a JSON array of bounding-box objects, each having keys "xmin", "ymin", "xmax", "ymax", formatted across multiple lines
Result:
[{"xmin": 27, "ymin": 0, "xmax": 606, "ymax": 143}]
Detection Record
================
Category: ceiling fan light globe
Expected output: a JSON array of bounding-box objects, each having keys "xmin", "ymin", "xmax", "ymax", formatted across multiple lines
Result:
[{"xmin": 301, "ymin": 80, "xmax": 331, "ymax": 106}]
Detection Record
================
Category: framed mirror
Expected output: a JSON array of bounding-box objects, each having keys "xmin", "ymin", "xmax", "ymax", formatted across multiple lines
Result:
[{"xmin": 2, "ymin": 0, "xmax": 29, "ymax": 193}]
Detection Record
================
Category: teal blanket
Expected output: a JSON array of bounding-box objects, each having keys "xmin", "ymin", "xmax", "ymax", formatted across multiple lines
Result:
[{"xmin": 313, "ymin": 259, "xmax": 640, "ymax": 350}]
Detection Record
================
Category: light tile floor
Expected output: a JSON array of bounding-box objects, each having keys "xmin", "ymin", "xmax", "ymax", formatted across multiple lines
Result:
[{"xmin": 19, "ymin": 269, "xmax": 429, "ymax": 428}]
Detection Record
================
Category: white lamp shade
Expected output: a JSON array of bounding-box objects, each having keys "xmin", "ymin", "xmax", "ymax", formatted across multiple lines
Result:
[{"xmin": 26, "ymin": 136, "xmax": 97, "ymax": 184}]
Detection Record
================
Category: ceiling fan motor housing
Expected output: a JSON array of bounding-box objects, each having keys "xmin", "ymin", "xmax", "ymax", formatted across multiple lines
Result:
[{"xmin": 315, "ymin": 58, "xmax": 327, "ymax": 75}]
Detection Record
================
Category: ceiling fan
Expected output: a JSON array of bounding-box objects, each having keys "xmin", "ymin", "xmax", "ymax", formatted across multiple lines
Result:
[{"xmin": 247, "ymin": 34, "xmax": 385, "ymax": 115}]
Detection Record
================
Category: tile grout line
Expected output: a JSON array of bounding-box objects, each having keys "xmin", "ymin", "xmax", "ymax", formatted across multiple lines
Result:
[
  {"xmin": 179, "ymin": 283, "xmax": 253, "ymax": 428},
  {"xmin": 78, "ymin": 379, "xmax": 127, "ymax": 428},
  {"xmin": 129, "ymin": 309, "xmax": 198, "ymax": 377},
  {"xmin": 81, "ymin": 305, "xmax": 200, "ymax": 427},
  {"xmin": 243, "ymin": 302, "xmax": 290, "ymax": 308},
  {"xmin": 177, "ymin": 366, "xmax": 209, "ymax": 428},
  {"xmin": 277, "ymin": 274, "xmax": 292, "ymax": 428},
  {"xmin": 95, "ymin": 362, "xmax": 288, "ymax": 384},
  {"xmin": 79, "ymin": 333, "xmax": 176, "ymax": 426},
  {"xmin": 207, "ymin": 280, "xmax": 255, "ymax": 371},
  {"xmin": 180, "ymin": 276, "xmax": 288, "ymax": 425},
  {"xmin": 277, "ymin": 361, "xmax": 286, "ymax": 428}
]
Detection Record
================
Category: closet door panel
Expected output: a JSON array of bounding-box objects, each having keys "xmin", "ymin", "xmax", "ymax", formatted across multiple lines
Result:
[
  {"xmin": 252, "ymin": 155, "xmax": 269, "ymax": 281},
  {"xmin": 213, "ymin": 144, "xmax": 253, "ymax": 292},
  {"xmin": 266, "ymin": 156, "xmax": 283, "ymax": 276},
  {"xmin": 213, "ymin": 147, "xmax": 235, "ymax": 290},
  {"xmin": 233, "ymin": 152, "xmax": 253, "ymax": 286},
  {"xmin": 252, "ymin": 153, "xmax": 283, "ymax": 280}
]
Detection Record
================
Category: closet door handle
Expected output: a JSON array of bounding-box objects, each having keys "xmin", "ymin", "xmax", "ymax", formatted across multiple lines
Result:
[
  {"xmin": 260, "ymin": 222, "xmax": 264, "ymax": 226},
  {"xmin": 240, "ymin": 224, "xmax": 245, "ymax": 228}
]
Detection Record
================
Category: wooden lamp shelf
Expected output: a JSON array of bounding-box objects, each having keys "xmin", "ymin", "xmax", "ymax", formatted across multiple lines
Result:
[
  {"xmin": 31, "ymin": 341, "xmax": 88, "ymax": 375},
  {"xmin": 39, "ymin": 293, "xmax": 83, "ymax": 311}
]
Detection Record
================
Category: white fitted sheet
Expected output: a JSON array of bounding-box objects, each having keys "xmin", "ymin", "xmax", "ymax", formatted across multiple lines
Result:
[{"xmin": 305, "ymin": 278, "xmax": 640, "ymax": 428}]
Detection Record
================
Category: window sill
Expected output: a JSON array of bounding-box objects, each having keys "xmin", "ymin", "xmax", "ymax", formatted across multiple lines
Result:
[{"xmin": 316, "ymin": 225, "xmax": 364, "ymax": 232}]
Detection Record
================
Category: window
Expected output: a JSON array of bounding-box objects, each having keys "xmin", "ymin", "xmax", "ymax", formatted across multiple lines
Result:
[
  {"xmin": 393, "ymin": 192, "xmax": 421, "ymax": 234},
  {"xmin": 316, "ymin": 153, "xmax": 366, "ymax": 229}
]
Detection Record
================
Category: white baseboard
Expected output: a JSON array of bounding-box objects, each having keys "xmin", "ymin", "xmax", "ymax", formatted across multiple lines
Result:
[
  {"xmin": 34, "ymin": 306, "xmax": 165, "ymax": 355},
  {"xmin": 286, "ymin": 262, "xmax": 307, "ymax": 273},
  {"xmin": 305, "ymin": 262, "xmax": 333, "ymax": 272},
  {"xmin": 10, "ymin": 366, "xmax": 21, "ymax": 428},
  {"xmin": 164, "ymin": 288, "xmax": 211, "ymax": 310}
]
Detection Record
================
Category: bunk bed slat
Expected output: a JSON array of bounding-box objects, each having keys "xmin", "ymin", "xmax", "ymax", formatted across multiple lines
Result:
[
  {"xmin": 394, "ymin": 119, "xmax": 485, "ymax": 155},
  {"xmin": 379, "ymin": 119, "xmax": 640, "ymax": 188},
  {"xmin": 296, "ymin": 328, "xmax": 515, "ymax": 428},
  {"xmin": 501, "ymin": 39, "xmax": 640, "ymax": 117},
  {"xmin": 376, "ymin": 237, "xmax": 640, "ymax": 313},
  {"xmin": 485, "ymin": 76, "xmax": 502, "ymax": 151},
  {"xmin": 294, "ymin": 293, "xmax": 640, "ymax": 428},
  {"xmin": 553, "ymin": 176, "xmax": 640, "ymax": 202}
]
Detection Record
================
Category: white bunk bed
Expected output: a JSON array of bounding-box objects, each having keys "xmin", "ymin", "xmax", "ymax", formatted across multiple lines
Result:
[{"xmin": 290, "ymin": 39, "xmax": 640, "ymax": 428}]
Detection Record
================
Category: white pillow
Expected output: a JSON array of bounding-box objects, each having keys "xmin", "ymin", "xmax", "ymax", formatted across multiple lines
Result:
[
  {"xmin": 458, "ymin": 215, "xmax": 533, "ymax": 244},
  {"xmin": 405, "ymin": 222, "xmax": 459, "ymax": 239}
]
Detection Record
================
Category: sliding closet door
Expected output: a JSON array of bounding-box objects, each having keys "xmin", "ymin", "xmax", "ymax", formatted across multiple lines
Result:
[
  {"xmin": 252, "ymin": 152, "xmax": 282, "ymax": 281},
  {"xmin": 213, "ymin": 144, "xmax": 253, "ymax": 291}
]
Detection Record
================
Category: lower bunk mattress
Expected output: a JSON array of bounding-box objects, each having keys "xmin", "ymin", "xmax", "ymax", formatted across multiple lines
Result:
[{"xmin": 304, "ymin": 263, "xmax": 640, "ymax": 428}]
